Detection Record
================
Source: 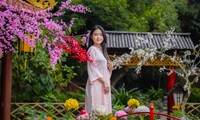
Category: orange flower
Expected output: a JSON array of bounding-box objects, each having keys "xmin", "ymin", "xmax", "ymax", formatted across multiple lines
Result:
[
  {"xmin": 21, "ymin": 112, "xmax": 24, "ymax": 116},
  {"xmin": 110, "ymin": 116, "xmax": 117, "ymax": 120},
  {"xmin": 46, "ymin": 116, "xmax": 52, "ymax": 120}
]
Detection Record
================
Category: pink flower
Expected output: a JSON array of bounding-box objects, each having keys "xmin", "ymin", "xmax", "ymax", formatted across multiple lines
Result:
[
  {"xmin": 67, "ymin": 18, "xmax": 75, "ymax": 30},
  {"xmin": 82, "ymin": 36, "xmax": 87, "ymax": 43},
  {"xmin": 0, "ymin": 0, "xmax": 91, "ymax": 69},
  {"xmin": 86, "ymin": 32, "xmax": 90, "ymax": 37},
  {"xmin": 124, "ymin": 106, "xmax": 133, "ymax": 113},
  {"xmin": 77, "ymin": 113, "xmax": 89, "ymax": 120},
  {"xmin": 43, "ymin": 37, "xmax": 48, "ymax": 47},
  {"xmin": 59, "ymin": 0, "xmax": 90, "ymax": 13},
  {"xmin": 114, "ymin": 110, "xmax": 127, "ymax": 119}
]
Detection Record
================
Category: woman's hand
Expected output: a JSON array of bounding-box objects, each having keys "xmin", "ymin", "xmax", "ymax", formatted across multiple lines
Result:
[
  {"xmin": 107, "ymin": 60, "xmax": 113, "ymax": 73},
  {"xmin": 104, "ymin": 82, "xmax": 109, "ymax": 94},
  {"xmin": 98, "ymin": 77, "xmax": 109, "ymax": 94}
]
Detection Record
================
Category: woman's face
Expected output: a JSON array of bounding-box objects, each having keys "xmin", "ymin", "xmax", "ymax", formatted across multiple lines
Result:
[{"xmin": 91, "ymin": 29, "xmax": 104, "ymax": 46}]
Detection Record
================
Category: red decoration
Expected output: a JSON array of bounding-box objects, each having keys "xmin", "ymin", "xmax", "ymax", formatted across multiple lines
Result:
[
  {"xmin": 149, "ymin": 103, "xmax": 154, "ymax": 120},
  {"xmin": 56, "ymin": 36, "xmax": 92, "ymax": 63},
  {"xmin": 80, "ymin": 110, "xmax": 86, "ymax": 115}
]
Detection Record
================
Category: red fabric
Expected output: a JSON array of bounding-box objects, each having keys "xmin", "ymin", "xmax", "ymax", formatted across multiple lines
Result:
[{"xmin": 167, "ymin": 67, "xmax": 176, "ymax": 114}]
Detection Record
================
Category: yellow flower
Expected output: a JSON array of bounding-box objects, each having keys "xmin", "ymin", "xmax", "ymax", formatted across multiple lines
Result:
[
  {"xmin": 127, "ymin": 98, "xmax": 140, "ymax": 108},
  {"xmin": 172, "ymin": 104, "xmax": 180, "ymax": 110},
  {"xmin": 64, "ymin": 98, "xmax": 79, "ymax": 111}
]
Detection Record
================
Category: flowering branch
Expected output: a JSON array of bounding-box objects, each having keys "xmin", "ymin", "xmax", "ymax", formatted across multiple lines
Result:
[{"xmin": 0, "ymin": 0, "xmax": 91, "ymax": 69}]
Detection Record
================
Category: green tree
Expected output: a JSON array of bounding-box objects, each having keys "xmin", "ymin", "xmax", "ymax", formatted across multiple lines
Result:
[
  {"xmin": 66, "ymin": 0, "xmax": 182, "ymax": 33},
  {"xmin": 177, "ymin": 0, "xmax": 200, "ymax": 45}
]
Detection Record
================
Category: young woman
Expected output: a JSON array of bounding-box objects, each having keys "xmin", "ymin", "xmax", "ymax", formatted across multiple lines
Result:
[{"xmin": 85, "ymin": 25, "xmax": 113, "ymax": 115}]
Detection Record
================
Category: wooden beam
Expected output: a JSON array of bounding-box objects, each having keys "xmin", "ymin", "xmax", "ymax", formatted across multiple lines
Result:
[{"xmin": 111, "ymin": 55, "xmax": 180, "ymax": 66}]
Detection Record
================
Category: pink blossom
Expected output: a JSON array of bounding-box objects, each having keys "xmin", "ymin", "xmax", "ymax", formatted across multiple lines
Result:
[
  {"xmin": 59, "ymin": 0, "xmax": 72, "ymax": 10},
  {"xmin": 124, "ymin": 106, "xmax": 133, "ymax": 113},
  {"xmin": 52, "ymin": 11, "xmax": 65, "ymax": 17},
  {"xmin": 86, "ymin": 32, "xmax": 90, "ymax": 37},
  {"xmin": 67, "ymin": 18, "xmax": 75, "ymax": 30},
  {"xmin": 82, "ymin": 36, "xmax": 87, "ymax": 43},
  {"xmin": 43, "ymin": 37, "xmax": 48, "ymax": 47},
  {"xmin": 114, "ymin": 110, "xmax": 127, "ymax": 119},
  {"xmin": 0, "ymin": 0, "xmax": 91, "ymax": 69},
  {"xmin": 48, "ymin": 44, "xmax": 63, "ymax": 69},
  {"xmin": 59, "ymin": 0, "xmax": 90, "ymax": 13},
  {"xmin": 77, "ymin": 113, "xmax": 89, "ymax": 120}
]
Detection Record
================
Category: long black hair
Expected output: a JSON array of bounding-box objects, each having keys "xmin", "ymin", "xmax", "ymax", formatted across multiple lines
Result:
[{"xmin": 87, "ymin": 25, "xmax": 110, "ymax": 60}]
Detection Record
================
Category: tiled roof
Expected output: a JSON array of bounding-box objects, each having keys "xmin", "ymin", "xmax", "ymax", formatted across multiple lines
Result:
[
  {"xmin": 106, "ymin": 31, "xmax": 194, "ymax": 50},
  {"xmin": 2, "ymin": 0, "xmax": 42, "ymax": 12}
]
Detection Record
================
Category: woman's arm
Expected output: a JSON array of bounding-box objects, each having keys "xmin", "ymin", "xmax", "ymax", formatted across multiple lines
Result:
[{"xmin": 107, "ymin": 60, "xmax": 113, "ymax": 74}]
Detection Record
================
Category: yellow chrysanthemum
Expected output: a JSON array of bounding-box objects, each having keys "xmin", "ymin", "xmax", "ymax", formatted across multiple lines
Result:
[
  {"xmin": 127, "ymin": 98, "xmax": 140, "ymax": 108},
  {"xmin": 64, "ymin": 98, "xmax": 79, "ymax": 111}
]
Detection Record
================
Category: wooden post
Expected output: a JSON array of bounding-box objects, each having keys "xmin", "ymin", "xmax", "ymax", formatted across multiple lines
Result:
[{"xmin": 0, "ymin": 52, "xmax": 12, "ymax": 120}]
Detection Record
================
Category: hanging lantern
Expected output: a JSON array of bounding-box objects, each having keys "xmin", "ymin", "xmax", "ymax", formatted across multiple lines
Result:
[
  {"xmin": 171, "ymin": 84, "xmax": 185, "ymax": 110},
  {"xmin": 19, "ymin": 34, "xmax": 35, "ymax": 52}
]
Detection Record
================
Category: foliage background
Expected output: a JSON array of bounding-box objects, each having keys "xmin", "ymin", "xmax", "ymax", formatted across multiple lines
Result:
[
  {"xmin": 6, "ymin": 0, "xmax": 200, "ymax": 103},
  {"xmin": 55, "ymin": 0, "xmax": 200, "ymax": 44}
]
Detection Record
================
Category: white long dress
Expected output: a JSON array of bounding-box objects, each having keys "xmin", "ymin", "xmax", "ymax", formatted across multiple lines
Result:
[{"xmin": 85, "ymin": 45, "xmax": 112, "ymax": 115}]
